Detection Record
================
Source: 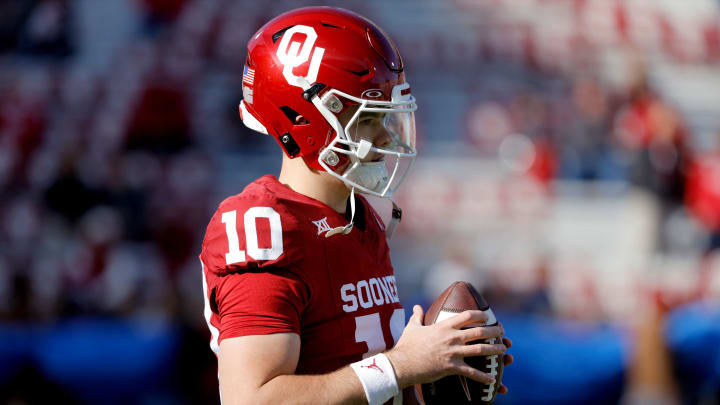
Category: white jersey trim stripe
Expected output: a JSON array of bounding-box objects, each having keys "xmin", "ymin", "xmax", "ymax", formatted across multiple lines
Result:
[{"xmin": 201, "ymin": 259, "xmax": 220, "ymax": 354}]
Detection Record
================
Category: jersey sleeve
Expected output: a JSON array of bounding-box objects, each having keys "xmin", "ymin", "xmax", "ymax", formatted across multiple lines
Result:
[
  {"xmin": 200, "ymin": 192, "xmax": 305, "ymax": 276},
  {"xmin": 200, "ymin": 187, "xmax": 313, "ymax": 341},
  {"xmin": 214, "ymin": 268, "xmax": 310, "ymax": 340}
]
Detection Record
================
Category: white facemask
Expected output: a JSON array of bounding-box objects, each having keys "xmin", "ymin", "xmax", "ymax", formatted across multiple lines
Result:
[{"xmin": 311, "ymin": 83, "xmax": 416, "ymax": 198}]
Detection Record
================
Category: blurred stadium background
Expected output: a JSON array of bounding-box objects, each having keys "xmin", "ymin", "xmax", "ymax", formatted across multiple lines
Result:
[{"xmin": 1, "ymin": 0, "xmax": 719, "ymax": 404}]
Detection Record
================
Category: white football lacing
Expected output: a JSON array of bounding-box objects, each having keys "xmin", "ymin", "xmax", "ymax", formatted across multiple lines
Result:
[{"xmin": 481, "ymin": 337, "xmax": 499, "ymax": 401}]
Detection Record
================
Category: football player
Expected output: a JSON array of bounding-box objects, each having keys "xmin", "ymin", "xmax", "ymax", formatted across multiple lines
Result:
[{"xmin": 200, "ymin": 7, "xmax": 512, "ymax": 404}]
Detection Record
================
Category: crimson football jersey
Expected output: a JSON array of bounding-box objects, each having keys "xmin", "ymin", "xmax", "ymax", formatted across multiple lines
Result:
[{"xmin": 200, "ymin": 175, "xmax": 405, "ymax": 376}]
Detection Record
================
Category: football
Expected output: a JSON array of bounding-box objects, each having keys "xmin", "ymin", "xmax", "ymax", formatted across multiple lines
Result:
[{"xmin": 416, "ymin": 281, "xmax": 504, "ymax": 405}]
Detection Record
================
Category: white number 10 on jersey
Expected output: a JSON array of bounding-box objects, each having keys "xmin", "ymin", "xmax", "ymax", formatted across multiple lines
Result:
[{"xmin": 221, "ymin": 207, "xmax": 283, "ymax": 264}]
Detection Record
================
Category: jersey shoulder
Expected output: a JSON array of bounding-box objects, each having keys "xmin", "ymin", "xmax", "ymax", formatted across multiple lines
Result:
[{"xmin": 201, "ymin": 175, "xmax": 313, "ymax": 276}]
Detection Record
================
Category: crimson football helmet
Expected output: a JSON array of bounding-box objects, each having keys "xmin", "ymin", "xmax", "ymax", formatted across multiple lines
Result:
[{"xmin": 238, "ymin": 6, "xmax": 417, "ymax": 198}]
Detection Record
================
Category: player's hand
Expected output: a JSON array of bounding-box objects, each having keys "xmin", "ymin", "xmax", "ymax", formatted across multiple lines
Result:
[
  {"xmin": 385, "ymin": 305, "xmax": 506, "ymax": 388},
  {"xmin": 497, "ymin": 336, "xmax": 513, "ymax": 394}
]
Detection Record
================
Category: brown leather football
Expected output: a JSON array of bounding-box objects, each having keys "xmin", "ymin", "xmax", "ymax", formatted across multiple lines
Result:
[{"xmin": 415, "ymin": 281, "xmax": 504, "ymax": 405}]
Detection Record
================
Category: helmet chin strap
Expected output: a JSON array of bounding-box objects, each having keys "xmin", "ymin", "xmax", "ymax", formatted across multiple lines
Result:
[
  {"xmin": 325, "ymin": 187, "xmax": 356, "ymax": 237},
  {"xmin": 324, "ymin": 188, "xmax": 404, "ymax": 240}
]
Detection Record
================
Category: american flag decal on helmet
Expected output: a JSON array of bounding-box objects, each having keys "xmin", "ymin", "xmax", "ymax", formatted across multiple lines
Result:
[{"xmin": 243, "ymin": 65, "xmax": 255, "ymax": 86}]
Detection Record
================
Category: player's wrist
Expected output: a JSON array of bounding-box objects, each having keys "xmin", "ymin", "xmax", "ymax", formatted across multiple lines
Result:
[
  {"xmin": 350, "ymin": 353, "xmax": 399, "ymax": 405},
  {"xmin": 384, "ymin": 348, "xmax": 413, "ymax": 389}
]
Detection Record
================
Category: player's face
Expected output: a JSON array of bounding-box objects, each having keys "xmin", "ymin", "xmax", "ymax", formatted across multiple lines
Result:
[{"xmin": 341, "ymin": 109, "xmax": 393, "ymax": 163}]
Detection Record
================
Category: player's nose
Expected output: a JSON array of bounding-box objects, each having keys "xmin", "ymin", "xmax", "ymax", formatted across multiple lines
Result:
[{"xmin": 372, "ymin": 127, "xmax": 392, "ymax": 149}]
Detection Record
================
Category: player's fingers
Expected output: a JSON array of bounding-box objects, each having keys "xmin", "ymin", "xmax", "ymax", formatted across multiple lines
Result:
[
  {"xmin": 454, "ymin": 364, "xmax": 496, "ymax": 385},
  {"xmin": 503, "ymin": 353, "xmax": 514, "ymax": 366},
  {"xmin": 441, "ymin": 310, "xmax": 489, "ymax": 329},
  {"xmin": 498, "ymin": 384, "xmax": 508, "ymax": 394},
  {"xmin": 408, "ymin": 305, "xmax": 424, "ymax": 326},
  {"xmin": 456, "ymin": 342, "xmax": 506, "ymax": 357},
  {"xmin": 459, "ymin": 325, "xmax": 504, "ymax": 342},
  {"xmin": 502, "ymin": 337, "xmax": 512, "ymax": 348}
]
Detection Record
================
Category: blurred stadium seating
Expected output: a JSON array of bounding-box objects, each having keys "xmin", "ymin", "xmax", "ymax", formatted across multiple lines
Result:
[{"xmin": 0, "ymin": 0, "xmax": 718, "ymax": 403}]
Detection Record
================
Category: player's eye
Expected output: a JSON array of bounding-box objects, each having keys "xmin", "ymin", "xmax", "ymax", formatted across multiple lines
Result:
[{"xmin": 359, "ymin": 113, "xmax": 385, "ymax": 126}]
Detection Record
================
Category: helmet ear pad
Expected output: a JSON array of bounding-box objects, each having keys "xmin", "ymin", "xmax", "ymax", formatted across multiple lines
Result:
[
  {"xmin": 297, "ymin": 122, "xmax": 350, "ymax": 173},
  {"xmin": 247, "ymin": 88, "xmax": 323, "ymax": 163},
  {"xmin": 287, "ymin": 96, "xmax": 361, "ymax": 172},
  {"xmin": 251, "ymin": 88, "xmax": 352, "ymax": 173}
]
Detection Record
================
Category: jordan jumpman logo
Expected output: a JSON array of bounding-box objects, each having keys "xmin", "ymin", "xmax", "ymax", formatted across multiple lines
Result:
[{"xmin": 361, "ymin": 358, "xmax": 384, "ymax": 374}]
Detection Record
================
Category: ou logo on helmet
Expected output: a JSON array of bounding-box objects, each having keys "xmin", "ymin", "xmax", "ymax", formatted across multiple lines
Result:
[{"xmin": 276, "ymin": 25, "xmax": 325, "ymax": 89}]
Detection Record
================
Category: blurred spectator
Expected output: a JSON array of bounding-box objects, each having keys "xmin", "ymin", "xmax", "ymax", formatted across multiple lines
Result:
[
  {"xmin": 614, "ymin": 67, "xmax": 688, "ymax": 202},
  {"xmin": 43, "ymin": 156, "xmax": 108, "ymax": 223},
  {"xmin": 685, "ymin": 143, "xmax": 720, "ymax": 253},
  {"xmin": 558, "ymin": 76, "xmax": 624, "ymax": 181},
  {"xmin": 16, "ymin": 0, "xmax": 73, "ymax": 58},
  {"xmin": 0, "ymin": 1, "xmax": 33, "ymax": 52},
  {"xmin": 613, "ymin": 66, "xmax": 690, "ymax": 251},
  {"xmin": 140, "ymin": 0, "xmax": 188, "ymax": 27},
  {"xmin": 0, "ymin": 0, "xmax": 73, "ymax": 57},
  {"xmin": 125, "ymin": 70, "xmax": 192, "ymax": 153}
]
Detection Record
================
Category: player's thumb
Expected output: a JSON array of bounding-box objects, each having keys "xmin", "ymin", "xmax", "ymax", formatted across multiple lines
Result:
[{"xmin": 408, "ymin": 305, "xmax": 424, "ymax": 326}]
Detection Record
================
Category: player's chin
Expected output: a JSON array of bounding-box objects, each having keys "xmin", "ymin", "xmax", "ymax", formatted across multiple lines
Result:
[{"xmin": 319, "ymin": 166, "xmax": 349, "ymax": 187}]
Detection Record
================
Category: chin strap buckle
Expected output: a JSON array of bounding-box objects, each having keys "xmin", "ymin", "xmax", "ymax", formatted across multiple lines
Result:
[
  {"xmin": 385, "ymin": 202, "xmax": 402, "ymax": 239},
  {"xmin": 325, "ymin": 223, "xmax": 353, "ymax": 237},
  {"xmin": 326, "ymin": 188, "xmax": 356, "ymax": 238}
]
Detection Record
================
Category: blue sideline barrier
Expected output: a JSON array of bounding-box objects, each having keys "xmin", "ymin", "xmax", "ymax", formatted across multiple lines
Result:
[
  {"xmin": 493, "ymin": 313, "xmax": 627, "ymax": 405},
  {"xmin": 1, "ymin": 306, "xmax": 718, "ymax": 404}
]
